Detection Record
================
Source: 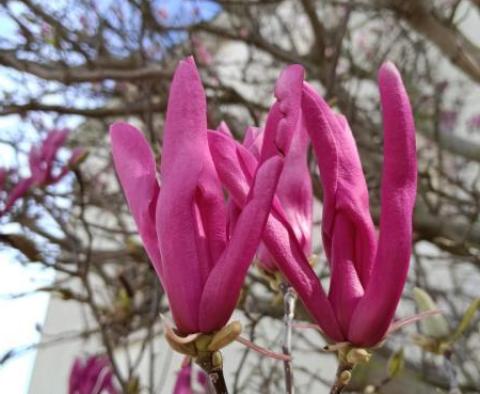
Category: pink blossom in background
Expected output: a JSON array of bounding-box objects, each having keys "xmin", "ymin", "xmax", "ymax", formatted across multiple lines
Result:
[
  {"xmin": 467, "ymin": 114, "xmax": 480, "ymax": 130},
  {"xmin": 110, "ymin": 57, "xmax": 287, "ymax": 334},
  {"xmin": 0, "ymin": 130, "xmax": 85, "ymax": 217},
  {"xmin": 157, "ymin": 7, "xmax": 169, "ymax": 20},
  {"xmin": 29, "ymin": 129, "xmax": 86, "ymax": 186},
  {"xmin": 192, "ymin": 36, "xmax": 212, "ymax": 66},
  {"xmin": 173, "ymin": 364, "xmax": 209, "ymax": 394},
  {"xmin": 68, "ymin": 355, "xmax": 119, "ymax": 394},
  {"xmin": 439, "ymin": 109, "xmax": 458, "ymax": 132}
]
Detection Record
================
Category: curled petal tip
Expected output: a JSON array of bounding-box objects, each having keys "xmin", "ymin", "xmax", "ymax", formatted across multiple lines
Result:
[
  {"xmin": 175, "ymin": 56, "xmax": 200, "ymax": 78},
  {"xmin": 109, "ymin": 121, "xmax": 140, "ymax": 139},
  {"xmin": 380, "ymin": 60, "xmax": 397, "ymax": 72},
  {"xmin": 274, "ymin": 64, "xmax": 304, "ymax": 104},
  {"xmin": 378, "ymin": 61, "xmax": 402, "ymax": 85}
]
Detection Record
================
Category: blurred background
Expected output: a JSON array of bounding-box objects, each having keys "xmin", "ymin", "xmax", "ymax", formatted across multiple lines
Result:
[{"xmin": 1, "ymin": 0, "xmax": 480, "ymax": 393}]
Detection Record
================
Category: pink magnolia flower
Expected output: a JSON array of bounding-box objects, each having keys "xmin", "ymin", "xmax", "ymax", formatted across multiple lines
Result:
[
  {"xmin": 28, "ymin": 129, "xmax": 72, "ymax": 186},
  {"xmin": 110, "ymin": 57, "xmax": 284, "ymax": 334},
  {"xmin": 68, "ymin": 355, "xmax": 119, "ymax": 394},
  {"xmin": 0, "ymin": 131, "xmax": 85, "ymax": 217},
  {"xmin": 300, "ymin": 62, "xmax": 417, "ymax": 346},
  {"xmin": 173, "ymin": 364, "xmax": 209, "ymax": 394},
  {"xmin": 207, "ymin": 65, "xmax": 344, "ymax": 340},
  {"xmin": 211, "ymin": 62, "xmax": 416, "ymax": 347},
  {"xmin": 32, "ymin": 130, "xmax": 86, "ymax": 186}
]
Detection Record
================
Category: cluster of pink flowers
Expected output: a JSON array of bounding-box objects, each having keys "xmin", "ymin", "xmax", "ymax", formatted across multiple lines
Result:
[
  {"xmin": 0, "ymin": 129, "xmax": 85, "ymax": 218},
  {"xmin": 68, "ymin": 355, "xmax": 119, "ymax": 394},
  {"xmin": 110, "ymin": 56, "xmax": 417, "ymax": 348}
]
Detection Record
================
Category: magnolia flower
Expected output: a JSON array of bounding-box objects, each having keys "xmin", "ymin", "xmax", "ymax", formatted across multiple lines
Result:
[
  {"xmin": 68, "ymin": 355, "xmax": 118, "ymax": 394},
  {"xmin": 29, "ymin": 129, "xmax": 86, "ymax": 186},
  {"xmin": 210, "ymin": 62, "xmax": 416, "ymax": 347},
  {"xmin": 0, "ymin": 131, "xmax": 85, "ymax": 217},
  {"xmin": 207, "ymin": 65, "xmax": 344, "ymax": 339},
  {"xmin": 110, "ymin": 57, "xmax": 283, "ymax": 334},
  {"xmin": 300, "ymin": 62, "xmax": 417, "ymax": 346},
  {"xmin": 173, "ymin": 364, "xmax": 209, "ymax": 394}
]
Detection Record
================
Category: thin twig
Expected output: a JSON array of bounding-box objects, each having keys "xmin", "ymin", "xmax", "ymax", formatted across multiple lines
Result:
[
  {"xmin": 280, "ymin": 283, "xmax": 297, "ymax": 394},
  {"xmin": 444, "ymin": 351, "xmax": 462, "ymax": 394}
]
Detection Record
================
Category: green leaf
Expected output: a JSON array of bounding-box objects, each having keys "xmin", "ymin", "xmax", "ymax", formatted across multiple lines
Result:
[
  {"xmin": 450, "ymin": 298, "xmax": 480, "ymax": 343},
  {"xmin": 387, "ymin": 349, "xmax": 405, "ymax": 378},
  {"xmin": 413, "ymin": 287, "xmax": 450, "ymax": 338}
]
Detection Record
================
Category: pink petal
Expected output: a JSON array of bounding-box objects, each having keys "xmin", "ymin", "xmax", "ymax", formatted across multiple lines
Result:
[
  {"xmin": 302, "ymin": 83, "xmax": 376, "ymax": 287},
  {"xmin": 2, "ymin": 177, "xmax": 33, "ymax": 214},
  {"xmin": 348, "ymin": 62, "xmax": 417, "ymax": 346},
  {"xmin": 217, "ymin": 121, "xmax": 233, "ymax": 137},
  {"xmin": 28, "ymin": 147, "xmax": 48, "ymax": 185},
  {"xmin": 275, "ymin": 115, "xmax": 312, "ymax": 257},
  {"xmin": 261, "ymin": 211, "xmax": 344, "ymax": 341},
  {"xmin": 328, "ymin": 212, "xmax": 364, "ymax": 336},
  {"xmin": 157, "ymin": 57, "xmax": 224, "ymax": 333},
  {"xmin": 243, "ymin": 126, "xmax": 264, "ymax": 159},
  {"xmin": 207, "ymin": 131, "xmax": 253, "ymax": 208},
  {"xmin": 256, "ymin": 243, "xmax": 278, "ymax": 272},
  {"xmin": 109, "ymin": 122, "xmax": 163, "ymax": 278},
  {"xmin": 198, "ymin": 156, "xmax": 283, "ymax": 332},
  {"xmin": 68, "ymin": 358, "xmax": 84, "ymax": 394},
  {"xmin": 260, "ymin": 65, "xmax": 304, "ymax": 162},
  {"xmin": 68, "ymin": 147, "xmax": 88, "ymax": 167}
]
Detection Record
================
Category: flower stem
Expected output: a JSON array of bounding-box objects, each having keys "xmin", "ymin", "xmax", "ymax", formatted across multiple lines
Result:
[
  {"xmin": 195, "ymin": 351, "xmax": 229, "ymax": 394},
  {"xmin": 207, "ymin": 368, "xmax": 228, "ymax": 394},
  {"xmin": 280, "ymin": 283, "xmax": 297, "ymax": 394},
  {"xmin": 330, "ymin": 360, "xmax": 354, "ymax": 394}
]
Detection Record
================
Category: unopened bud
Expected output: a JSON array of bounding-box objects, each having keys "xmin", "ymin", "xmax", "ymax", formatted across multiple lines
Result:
[
  {"xmin": 346, "ymin": 348, "xmax": 371, "ymax": 364},
  {"xmin": 211, "ymin": 351, "xmax": 223, "ymax": 369},
  {"xmin": 339, "ymin": 370, "xmax": 351, "ymax": 385}
]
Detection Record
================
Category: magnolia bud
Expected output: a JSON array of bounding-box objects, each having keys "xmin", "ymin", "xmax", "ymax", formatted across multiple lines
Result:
[
  {"xmin": 339, "ymin": 370, "xmax": 351, "ymax": 385},
  {"xmin": 346, "ymin": 348, "xmax": 371, "ymax": 364}
]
